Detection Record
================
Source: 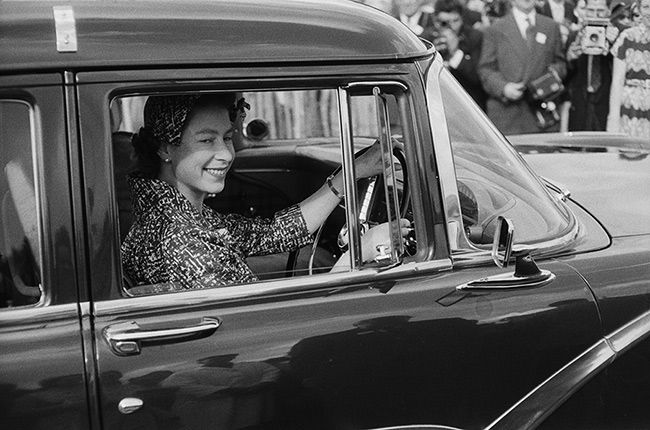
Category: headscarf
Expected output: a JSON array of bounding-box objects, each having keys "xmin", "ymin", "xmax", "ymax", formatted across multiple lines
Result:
[{"xmin": 143, "ymin": 94, "xmax": 250, "ymax": 147}]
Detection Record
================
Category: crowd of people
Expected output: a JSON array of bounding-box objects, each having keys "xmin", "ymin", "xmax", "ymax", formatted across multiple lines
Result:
[{"xmin": 360, "ymin": 0, "xmax": 650, "ymax": 139}]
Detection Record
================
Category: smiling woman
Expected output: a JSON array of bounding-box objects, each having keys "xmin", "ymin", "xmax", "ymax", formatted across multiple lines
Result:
[{"xmin": 117, "ymin": 91, "xmax": 409, "ymax": 292}]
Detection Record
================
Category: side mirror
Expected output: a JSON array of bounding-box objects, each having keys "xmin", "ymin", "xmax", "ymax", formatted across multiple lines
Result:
[
  {"xmin": 244, "ymin": 118, "xmax": 270, "ymax": 141},
  {"xmin": 491, "ymin": 216, "xmax": 513, "ymax": 268}
]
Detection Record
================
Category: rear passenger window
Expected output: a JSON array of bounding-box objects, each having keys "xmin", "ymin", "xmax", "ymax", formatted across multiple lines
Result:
[{"xmin": 0, "ymin": 100, "xmax": 42, "ymax": 308}]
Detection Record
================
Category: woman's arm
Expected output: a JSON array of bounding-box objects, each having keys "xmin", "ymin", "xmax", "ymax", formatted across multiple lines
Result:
[
  {"xmin": 300, "ymin": 142, "xmax": 383, "ymax": 234},
  {"xmin": 607, "ymin": 57, "xmax": 626, "ymax": 133}
]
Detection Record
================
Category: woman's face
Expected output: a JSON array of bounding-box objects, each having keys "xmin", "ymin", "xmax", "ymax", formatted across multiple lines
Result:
[{"xmin": 165, "ymin": 102, "xmax": 236, "ymax": 201}]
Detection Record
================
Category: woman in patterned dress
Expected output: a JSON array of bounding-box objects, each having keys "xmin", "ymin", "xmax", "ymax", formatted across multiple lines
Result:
[
  {"xmin": 121, "ymin": 93, "xmax": 410, "ymax": 290},
  {"xmin": 607, "ymin": 0, "xmax": 650, "ymax": 138}
]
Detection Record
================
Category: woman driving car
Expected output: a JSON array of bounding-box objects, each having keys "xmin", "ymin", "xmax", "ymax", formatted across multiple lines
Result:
[{"xmin": 121, "ymin": 92, "xmax": 410, "ymax": 290}]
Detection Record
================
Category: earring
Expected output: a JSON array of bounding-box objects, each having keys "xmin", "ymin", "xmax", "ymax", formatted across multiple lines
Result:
[{"xmin": 163, "ymin": 158, "xmax": 171, "ymax": 163}]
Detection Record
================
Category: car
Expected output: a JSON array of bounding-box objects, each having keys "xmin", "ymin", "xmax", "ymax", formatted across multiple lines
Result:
[{"xmin": 1, "ymin": 1, "xmax": 649, "ymax": 429}]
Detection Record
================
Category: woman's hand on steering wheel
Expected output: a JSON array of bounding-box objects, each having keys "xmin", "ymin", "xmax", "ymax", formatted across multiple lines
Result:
[
  {"xmin": 354, "ymin": 140, "xmax": 384, "ymax": 178},
  {"xmin": 360, "ymin": 218, "xmax": 412, "ymax": 263}
]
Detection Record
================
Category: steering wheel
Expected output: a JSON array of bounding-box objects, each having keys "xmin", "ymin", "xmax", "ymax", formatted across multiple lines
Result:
[{"xmin": 306, "ymin": 140, "xmax": 413, "ymax": 274}]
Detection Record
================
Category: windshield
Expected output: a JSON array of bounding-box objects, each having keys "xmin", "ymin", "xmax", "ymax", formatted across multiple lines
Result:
[{"xmin": 428, "ymin": 67, "xmax": 574, "ymax": 248}]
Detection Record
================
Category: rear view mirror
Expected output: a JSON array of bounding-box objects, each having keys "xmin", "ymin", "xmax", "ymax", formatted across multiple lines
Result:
[{"xmin": 492, "ymin": 216, "xmax": 513, "ymax": 268}]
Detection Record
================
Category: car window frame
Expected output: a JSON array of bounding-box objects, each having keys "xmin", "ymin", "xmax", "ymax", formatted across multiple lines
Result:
[
  {"xmin": 76, "ymin": 67, "xmax": 449, "ymax": 303},
  {"xmin": 0, "ymin": 98, "xmax": 45, "ymax": 309}
]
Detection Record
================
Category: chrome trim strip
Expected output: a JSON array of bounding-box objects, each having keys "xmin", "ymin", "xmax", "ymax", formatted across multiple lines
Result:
[
  {"xmin": 607, "ymin": 309, "xmax": 650, "ymax": 354},
  {"xmin": 97, "ymin": 259, "xmax": 453, "ymax": 315},
  {"xmin": 53, "ymin": 6, "xmax": 77, "ymax": 53},
  {"xmin": 484, "ymin": 338, "xmax": 615, "ymax": 430},
  {"xmin": 424, "ymin": 57, "xmax": 468, "ymax": 252},
  {"xmin": 486, "ymin": 309, "xmax": 650, "ymax": 430},
  {"xmin": 344, "ymin": 81, "xmax": 408, "ymax": 91},
  {"xmin": 337, "ymin": 87, "xmax": 362, "ymax": 268}
]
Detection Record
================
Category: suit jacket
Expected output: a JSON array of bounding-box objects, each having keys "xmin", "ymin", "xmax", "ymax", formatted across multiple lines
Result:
[
  {"xmin": 565, "ymin": 30, "xmax": 612, "ymax": 131},
  {"xmin": 478, "ymin": 11, "xmax": 567, "ymax": 133},
  {"xmin": 537, "ymin": 0, "xmax": 577, "ymax": 25},
  {"xmin": 449, "ymin": 25, "xmax": 487, "ymax": 110}
]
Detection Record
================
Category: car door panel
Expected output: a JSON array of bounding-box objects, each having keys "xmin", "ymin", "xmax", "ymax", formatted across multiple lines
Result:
[
  {"xmin": 92, "ymin": 259, "xmax": 599, "ymax": 430},
  {"xmin": 0, "ymin": 79, "xmax": 87, "ymax": 429}
]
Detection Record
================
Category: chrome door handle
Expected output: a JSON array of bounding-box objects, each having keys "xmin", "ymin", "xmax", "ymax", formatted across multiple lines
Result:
[
  {"xmin": 103, "ymin": 317, "xmax": 221, "ymax": 356},
  {"xmin": 456, "ymin": 270, "xmax": 556, "ymax": 291}
]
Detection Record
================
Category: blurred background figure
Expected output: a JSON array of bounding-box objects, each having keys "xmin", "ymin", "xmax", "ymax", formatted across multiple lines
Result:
[
  {"xmin": 429, "ymin": 0, "xmax": 488, "ymax": 109},
  {"xmin": 395, "ymin": 0, "xmax": 436, "ymax": 35},
  {"xmin": 564, "ymin": 0, "xmax": 618, "ymax": 131},
  {"xmin": 483, "ymin": 0, "xmax": 512, "ymax": 23},
  {"xmin": 608, "ymin": 0, "xmax": 650, "ymax": 138},
  {"xmin": 363, "ymin": 0, "xmax": 398, "ymax": 15},
  {"xmin": 537, "ymin": 0, "xmax": 578, "ymax": 45},
  {"xmin": 479, "ymin": 0, "xmax": 567, "ymax": 133}
]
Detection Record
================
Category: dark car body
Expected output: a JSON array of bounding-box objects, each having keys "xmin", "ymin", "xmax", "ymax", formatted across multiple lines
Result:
[{"xmin": 1, "ymin": 2, "xmax": 649, "ymax": 430}]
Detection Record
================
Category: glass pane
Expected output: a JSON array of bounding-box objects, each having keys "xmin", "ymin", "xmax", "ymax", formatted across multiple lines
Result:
[
  {"xmin": 436, "ymin": 69, "xmax": 573, "ymax": 247},
  {"xmin": 0, "ymin": 100, "xmax": 41, "ymax": 307}
]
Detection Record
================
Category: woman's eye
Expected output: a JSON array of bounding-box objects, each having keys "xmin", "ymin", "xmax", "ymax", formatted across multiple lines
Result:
[{"xmin": 224, "ymin": 135, "xmax": 233, "ymax": 143}]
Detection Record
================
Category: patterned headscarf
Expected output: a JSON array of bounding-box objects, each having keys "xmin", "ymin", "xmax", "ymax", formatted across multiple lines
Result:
[
  {"xmin": 144, "ymin": 94, "xmax": 250, "ymax": 147},
  {"xmin": 144, "ymin": 95, "xmax": 200, "ymax": 147}
]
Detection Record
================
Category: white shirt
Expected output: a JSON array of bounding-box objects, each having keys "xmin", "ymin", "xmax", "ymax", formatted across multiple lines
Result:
[
  {"xmin": 512, "ymin": 7, "xmax": 536, "ymax": 40},
  {"xmin": 548, "ymin": 0, "xmax": 565, "ymax": 24}
]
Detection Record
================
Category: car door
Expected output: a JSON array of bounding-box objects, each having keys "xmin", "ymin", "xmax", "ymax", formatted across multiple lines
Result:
[
  {"xmin": 78, "ymin": 65, "xmax": 602, "ymax": 430},
  {"xmin": 0, "ymin": 74, "xmax": 88, "ymax": 429}
]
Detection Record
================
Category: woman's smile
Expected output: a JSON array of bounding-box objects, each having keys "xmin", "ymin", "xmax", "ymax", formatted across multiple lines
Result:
[{"xmin": 204, "ymin": 166, "xmax": 229, "ymax": 177}]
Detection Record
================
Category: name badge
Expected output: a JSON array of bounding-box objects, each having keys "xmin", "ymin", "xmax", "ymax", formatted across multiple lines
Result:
[{"xmin": 536, "ymin": 32, "xmax": 547, "ymax": 44}]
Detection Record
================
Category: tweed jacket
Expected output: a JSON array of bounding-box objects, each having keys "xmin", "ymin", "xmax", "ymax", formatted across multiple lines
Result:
[{"xmin": 121, "ymin": 176, "xmax": 312, "ymax": 290}]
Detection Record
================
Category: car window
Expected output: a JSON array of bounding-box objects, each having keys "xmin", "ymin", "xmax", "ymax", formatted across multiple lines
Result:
[
  {"xmin": 435, "ymin": 69, "xmax": 573, "ymax": 248},
  {"xmin": 0, "ymin": 100, "xmax": 42, "ymax": 308},
  {"xmin": 110, "ymin": 86, "xmax": 415, "ymax": 296}
]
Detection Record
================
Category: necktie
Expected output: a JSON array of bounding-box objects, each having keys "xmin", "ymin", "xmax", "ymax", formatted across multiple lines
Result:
[
  {"xmin": 587, "ymin": 55, "xmax": 601, "ymax": 94},
  {"xmin": 525, "ymin": 17, "xmax": 536, "ymax": 50}
]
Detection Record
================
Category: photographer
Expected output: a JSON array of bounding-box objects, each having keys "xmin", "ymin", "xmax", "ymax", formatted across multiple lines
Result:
[
  {"xmin": 427, "ymin": 0, "xmax": 487, "ymax": 110},
  {"xmin": 564, "ymin": 0, "xmax": 620, "ymax": 131}
]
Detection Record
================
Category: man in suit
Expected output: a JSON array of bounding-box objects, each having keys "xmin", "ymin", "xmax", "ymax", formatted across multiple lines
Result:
[
  {"xmin": 478, "ymin": 0, "xmax": 567, "ymax": 134},
  {"xmin": 428, "ymin": 0, "xmax": 487, "ymax": 110}
]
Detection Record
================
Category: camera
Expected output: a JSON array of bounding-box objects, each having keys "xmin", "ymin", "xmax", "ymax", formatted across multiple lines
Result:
[{"xmin": 581, "ymin": 17, "xmax": 610, "ymax": 55}]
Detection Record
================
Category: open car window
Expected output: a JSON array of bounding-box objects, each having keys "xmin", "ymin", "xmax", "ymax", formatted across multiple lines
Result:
[{"xmin": 110, "ymin": 86, "xmax": 416, "ymax": 296}]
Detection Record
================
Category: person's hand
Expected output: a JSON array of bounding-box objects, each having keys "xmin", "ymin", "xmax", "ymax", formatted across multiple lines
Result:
[
  {"xmin": 442, "ymin": 28, "xmax": 459, "ymax": 55},
  {"xmin": 354, "ymin": 140, "xmax": 384, "ymax": 178},
  {"xmin": 361, "ymin": 219, "xmax": 412, "ymax": 263},
  {"xmin": 503, "ymin": 82, "xmax": 525, "ymax": 101},
  {"xmin": 566, "ymin": 35, "xmax": 584, "ymax": 61},
  {"xmin": 606, "ymin": 24, "xmax": 620, "ymax": 44}
]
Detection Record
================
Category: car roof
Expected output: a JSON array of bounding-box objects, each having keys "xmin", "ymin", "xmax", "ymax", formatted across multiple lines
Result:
[{"xmin": 0, "ymin": 0, "xmax": 430, "ymax": 74}]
